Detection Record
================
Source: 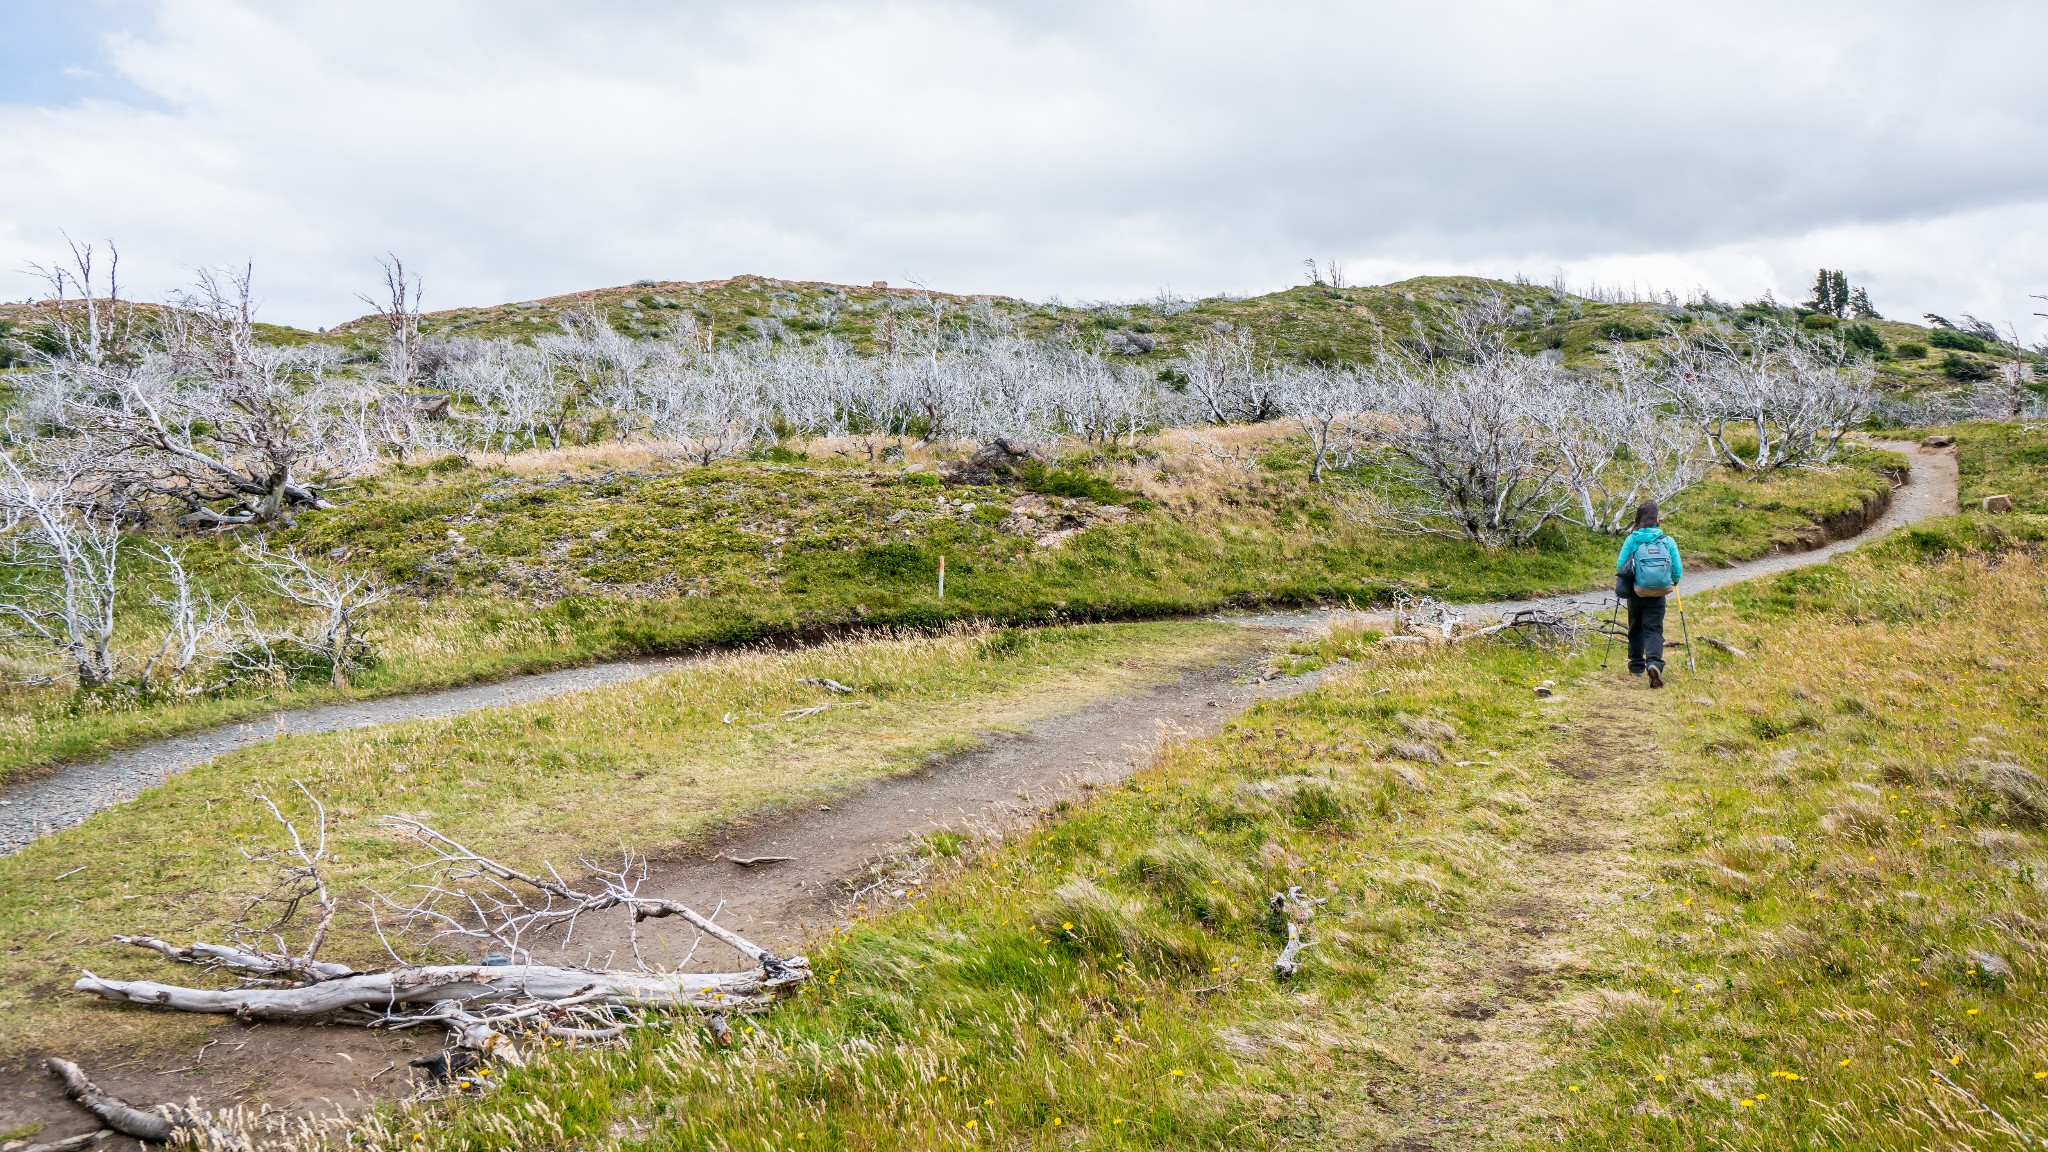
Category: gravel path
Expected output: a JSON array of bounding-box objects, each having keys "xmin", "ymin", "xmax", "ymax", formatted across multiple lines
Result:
[
  {"xmin": 0, "ymin": 655, "xmax": 698, "ymax": 854},
  {"xmin": 0, "ymin": 442, "xmax": 1953, "ymax": 857},
  {"xmin": 1230, "ymin": 440, "xmax": 1954, "ymax": 629}
]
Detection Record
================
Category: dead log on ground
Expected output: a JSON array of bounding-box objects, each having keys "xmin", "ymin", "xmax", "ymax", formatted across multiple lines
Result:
[
  {"xmin": 69, "ymin": 789, "xmax": 809, "ymax": 1062},
  {"xmin": 44, "ymin": 1057, "xmax": 242, "ymax": 1148}
]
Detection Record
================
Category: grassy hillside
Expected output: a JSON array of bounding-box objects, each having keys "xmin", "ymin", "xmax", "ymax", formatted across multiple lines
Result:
[
  {"xmin": 340, "ymin": 473, "xmax": 2048, "ymax": 1152},
  {"xmin": 299, "ymin": 274, "xmax": 2000, "ymax": 389},
  {"xmin": 4, "ymin": 272, "xmax": 2017, "ymax": 397},
  {"xmin": 0, "ymin": 434, "xmax": 1899, "ymax": 783}
]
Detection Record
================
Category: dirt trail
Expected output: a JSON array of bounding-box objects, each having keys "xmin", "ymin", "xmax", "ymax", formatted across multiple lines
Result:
[
  {"xmin": 1345, "ymin": 677, "xmax": 1668, "ymax": 1148},
  {"xmin": 0, "ymin": 443, "xmax": 1955, "ymax": 1135}
]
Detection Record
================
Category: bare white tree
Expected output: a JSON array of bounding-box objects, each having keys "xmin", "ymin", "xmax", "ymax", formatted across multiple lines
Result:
[
  {"xmin": 22, "ymin": 237, "xmax": 145, "ymax": 371},
  {"xmin": 1534, "ymin": 363, "xmax": 1708, "ymax": 534},
  {"xmin": 357, "ymin": 255, "xmax": 424, "ymax": 394},
  {"xmin": 1276, "ymin": 362, "xmax": 1367, "ymax": 482},
  {"xmin": 1174, "ymin": 329, "xmax": 1282, "ymax": 425},
  {"xmin": 639, "ymin": 356, "xmax": 767, "ymax": 465},
  {"xmin": 25, "ymin": 265, "xmax": 370, "ymax": 526},
  {"xmin": 1346, "ymin": 343, "xmax": 1576, "ymax": 546},
  {"xmin": 139, "ymin": 544, "xmax": 240, "ymax": 689},
  {"xmin": 0, "ymin": 456, "xmax": 123, "ymax": 686},
  {"xmin": 442, "ymin": 340, "xmax": 574, "ymax": 456},
  {"xmin": 1654, "ymin": 322, "xmax": 1873, "ymax": 472},
  {"xmin": 245, "ymin": 544, "xmax": 389, "ymax": 688},
  {"xmin": 538, "ymin": 307, "xmax": 647, "ymax": 445}
]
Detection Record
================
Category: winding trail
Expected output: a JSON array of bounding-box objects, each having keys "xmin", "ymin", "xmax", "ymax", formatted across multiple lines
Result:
[
  {"xmin": 0, "ymin": 443, "xmax": 1955, "ymax": 1135},
  {"xmin": 0, "ymin": 442, "xmax": 1954, "ymax": 856}
]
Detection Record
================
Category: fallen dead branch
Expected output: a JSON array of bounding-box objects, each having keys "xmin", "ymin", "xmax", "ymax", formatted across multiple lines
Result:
[
  {"xmin": 1491, "ymin": 606, "xmax": 1591, "ymax": 650},
  {"xmin": 1269, "ymin": 886, "xmax": 1326, "ymax": 979},
  {"xmin": 44, "ymin": 1057, "xmax": 241, "ymax": 1149},
  {"xmin": 1701, "ymin": 636, "xmax": 1750, "ymax": 658},
  {"xmin": 1391, "ymin": 592, "xmax": 1464, "ymax": 640},
  {"xmin": 724, "ymin": 855, "xmax": 795, "ymax": 867},
  {"xmin": 798, "ymin": 677, "xmax": 855, "ymax": 694},
  {"xmin": 780, "ymin": 701, "xmax": 864, "ymax": 720},
  {"xmin": 69, "ymin": 789, "xmax": 809, "ymax": 1063}
]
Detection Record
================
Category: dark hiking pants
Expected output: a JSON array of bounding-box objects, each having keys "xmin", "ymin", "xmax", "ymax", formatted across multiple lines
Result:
[{"xmin": 1627, "ymin": 594, "xmax": 1667, "ymax": 674}]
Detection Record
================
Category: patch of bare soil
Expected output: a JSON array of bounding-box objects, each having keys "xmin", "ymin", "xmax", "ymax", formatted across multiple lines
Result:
[
  {"xmin": 1346, "ymin": 678, "xmax": 1667, "ymax": 1150},
  {"xmin": 0, "ymin": 639, "xmax": 1321, "ymax": 1141}
]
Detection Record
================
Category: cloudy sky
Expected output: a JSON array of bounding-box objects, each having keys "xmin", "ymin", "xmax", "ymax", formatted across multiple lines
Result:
[{"xmin": 2, "ymin": 1, "xmax": 2045, "ymax": 335}]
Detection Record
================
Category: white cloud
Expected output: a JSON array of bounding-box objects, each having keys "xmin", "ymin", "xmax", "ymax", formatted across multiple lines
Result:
[{"xmin": 1, "ymin": 0, "xmax": 2045, "ymax": 336}]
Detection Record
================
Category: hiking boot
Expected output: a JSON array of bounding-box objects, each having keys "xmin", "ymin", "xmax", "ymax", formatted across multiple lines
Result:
[{"xmin": 1647, "ymin": 667, "xmax": 1663, "ymax": 689}]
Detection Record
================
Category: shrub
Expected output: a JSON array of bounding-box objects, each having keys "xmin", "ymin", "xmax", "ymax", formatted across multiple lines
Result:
[
  {"xmin": 855, "ymin": 541, "xmax": 936, "ymax": 579},
  {"xmin": 1841, "ymin": 323, "xmax": 1885, "ymax": 355},
  {"xmin": 1942, "ymin": 352, "xmax": 1994, "ymax": 382},
  {"xmin": 1929, "ymin": 329, "xmax": 1990, "ymax": 353},
  {"xmin": 1894, "ymin": 341, "xmax": 1928, "ymax": 359},
  {"xmin": 1799, "ymin": 313, "xmax": 1840, "ymax": 331},
  {"xmin": 1017, "ymin": 460, "xmax": 1139, "ymax": 505},
  {"xmin": 1595, "ymin": 319, "xmax": 1661, "ymax": 342}
]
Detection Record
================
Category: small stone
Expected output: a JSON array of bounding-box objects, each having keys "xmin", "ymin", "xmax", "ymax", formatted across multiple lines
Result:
[
  {"xmin": 1533, "ymin": 686, "xmax": 1554, "ymax": 698},
  {"xmin": 1982, "ymin": 494, "xmax": 2014, "ymax": 513},
  {"xmin": 1920, "ymin": 434, "xmax": 1955, "ymax": 447}
]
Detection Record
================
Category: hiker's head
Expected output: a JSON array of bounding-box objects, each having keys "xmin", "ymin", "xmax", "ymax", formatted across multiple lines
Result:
[{"xmin": 1633, "ymin": 501, "xmax": 1661, "ymax": 530}]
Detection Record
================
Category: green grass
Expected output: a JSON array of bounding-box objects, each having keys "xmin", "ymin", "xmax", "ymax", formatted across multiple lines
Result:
[
  {"xmin": 1923, "ymin": 420, "xmax": 2048, "ymax": 513},
  {"xmin": 0, "ymin": 441, "xmax": 1899, "ymax": 785},
  {"xmin": 346, "ymin": 620, "xmax": 1574, "ymax": 1151},
  {"xmin": 1541, "ymin": 549, "xmax": 2048, "ymax": 1149},
  {"xmin": 342, "ymin": 521, "xmax": 2048, "ymax": 1151},
  {"xmin": 0, "ymin": 620, "xmax": 1256, "ymax": 1059}
]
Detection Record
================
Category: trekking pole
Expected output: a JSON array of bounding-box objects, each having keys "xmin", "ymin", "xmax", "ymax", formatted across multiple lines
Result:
[
  {"xmin": 1674, "ymin": 593, "xmax": 1697, "ymax": 674},
  {"xmin": 1599, "ymin": 595, "xmax": 1620, "ymax": 669}
]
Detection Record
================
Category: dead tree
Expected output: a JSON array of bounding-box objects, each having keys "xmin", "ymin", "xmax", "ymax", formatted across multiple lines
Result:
[
  {"xmin": 138, "ymin": 543, "xmax": 238, "ymax": 688},
  {"xmin": 244, "ymin": 544, "xmax": 389, "ymax": 687},
  {"xmin": 358, "ymin": 255, "xmax": 425, "ymax": 394},
  {"xmin": 71, "ymin": 793, "xmax": 809, "ymax": 1059},
  {"xmin": 1346, "ymin": 346, "xmax": 1576, "ymax": 546},
  {"xmin": 22, "ymin": 237, "xmax": 146, "ymax": 372},
  {"xmin": 1173, "ymin": 329, "xmax": 1282, "ymax": 425},
  {"xmin": 0, "ymin": 456, "xmax": 122, "ymax": 686},
  {"xmin": 1652, "ymin": 322, "xmax": 1873, "ymax": 472},
  {"xmin": 24, "ymin": 265, "xmax": 369, "ymax": 526},
  {"xmin": 1276, "ymin": 362, "xmax": 1367, "ymax": 482},
  {"xmin": 1536, "ymin": 364, "xmax": 1707, "ymax": 534}
]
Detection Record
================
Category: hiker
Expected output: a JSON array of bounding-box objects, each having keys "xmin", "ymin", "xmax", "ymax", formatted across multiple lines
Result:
[{"xmin": 1615, "ymin": 500, "xmax": 1682, "ymax": 688}]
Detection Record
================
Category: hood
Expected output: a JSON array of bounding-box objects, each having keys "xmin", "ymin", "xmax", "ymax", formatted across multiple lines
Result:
[{"xmin": 1625, "ymin": 526, "xmax": 1666, "ymax": 545}]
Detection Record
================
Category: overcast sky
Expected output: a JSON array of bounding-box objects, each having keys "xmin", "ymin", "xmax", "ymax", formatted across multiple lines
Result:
[{"xmin": 2, "ymin": 0, "xmax": 2045, "ymax": 335}]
